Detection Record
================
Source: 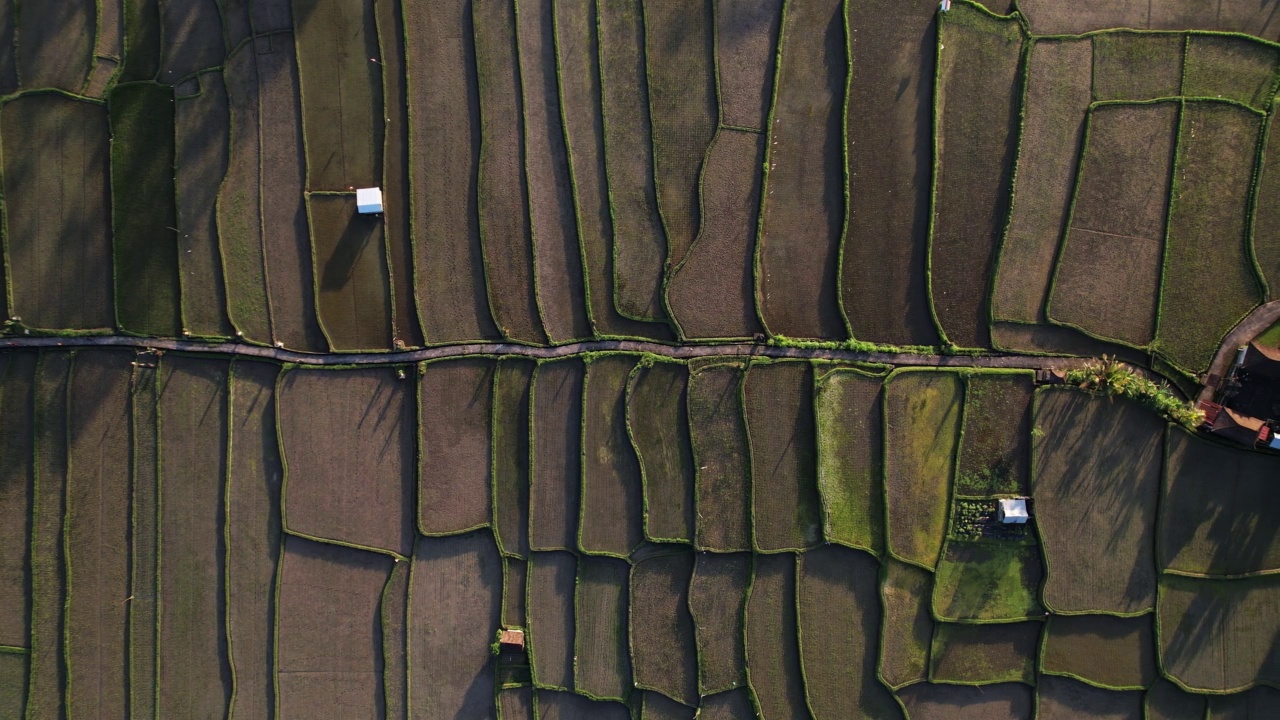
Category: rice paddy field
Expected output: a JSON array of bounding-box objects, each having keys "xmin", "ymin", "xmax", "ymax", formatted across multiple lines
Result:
[{"xmin": 1, "ymin": 0, "xmax": 1279, "ymax": 717}]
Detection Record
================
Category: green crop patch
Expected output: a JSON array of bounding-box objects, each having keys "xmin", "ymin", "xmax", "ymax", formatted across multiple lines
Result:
[
  {"xmin": 157, "ymin": 0, "xmax": 224, "ymax": 81},
  {"xmin": 306, "ymin": 195, "xmax": 394, "ymax": 351},
  {"xmin": 1091, "ymin": 32, "xmax": 1184, "ymax": 101},
  {"xmin": 278, "ymin": 367, "xmax": 415, "ymax": 557},
  {"xmin": 626, "ymin": 359, "xmax": 694, "ymax": 544},
  {"xmin": 1032, "ymin": 388, "xmax": 1162, "ymax": 615},
  {"xmin": 1145, "ymin": 678, "xmax": 1206, "ymax": 720},
  {"xmin": 1208, "ymin": 686, "xmax": 1280, "ymax": 719},
  {"xmin": 574, "ymin": 555, "xmax": 632, "ymax": 702},
  {"xmin": 1182, "ymin": 34, "xmax": 1280, "ymax": 111},
  {"xmin": 0, "ymin": 352, "xmax": 34, "ymax": 648},
  {"xmin": 596, "ymin": 0, "xmax": 668, "ymax": 323},
  {"xmin": 16, "ymin": 0, "xmax": 94, "ymax": 91},
  {"xmin": 493, "ymin": 357, "xmax": 536, "ymax": 558},
  {"xmin": 688, "ymin": 362, "xmax": 752, "ymax": 552},
  {"xmin": 928, "ymin": 621, "xmax": 1039, "ymax": 686},
  {"xmin": 1156, "ymin": 101, "xmax": 1265, "ymax": 375},
  {"xmin": 688, "ymin": 552, "xmax": 749, "ymax": 696},
  {"xmin": 895, "ymin": 681, "xmax": 1033, "ymax": 720},
  {"xmin": 665, "ymin": 129, "xmax": 766, "ymax": 341},
  {"xmin": 418, "ymin": 357, "xmax": 496, "ymax": 536},
  {"xmin": 878, "ymin": 559, "xmax": 934, "ymax": 691},
  {"xmin": 516, "ymin": 0, "xmax": 591, "ymax": 345},
  {"xmin": 744, "ymin": 360, "xmax": 821, "ymax": 552},
  {"xmin": 884, "ymin": 369, "xmax": 962, "ymax": 570},
  {"xmin": 1040, "ymin": 614, "xmax": 1157, "ymax": 691},
  {"xmin": 755, "ymin": 0, "xmax": 845, "ymax": 340},
  {"xmin": 528, "ymin": 551, "xmax": 577, "ymax": 691},
  {"xmin": 579, "ymin": 354, "xmax": 644, "ymax": 557},
  {"xmin": 798, "ymin": 545, "xmax": 897, "ymax": 719},
  {"xmin": 64, "ymin": 351, "xmax": 132, "ymax": 717},
  {"xmin": 226, "ymin": 360, "xmax": 283, "ymax": 720},
  {"xmin": 930, "ymin": 2, "xmax": 1023, "ymax": 349},
  {"xmin": 174, "ymin": 72, "xmax": 234, "ymax": 339},
  {"xmin": 1036, "ymin": 676, "xmax": 1144, "ymax": 719},
  {"xmin": 156, "ymin": 356, "xmax": 231, "ymax": 718},
  {"xmin": 1162, "ymin": 428, "xmax": 1280, "ymax": 578},
  {"xmin": 382, "ymin": 560, "xmax": 410, "ymax": 718},
  {"xmin": 931, "ymin": 541, "xmax": 1044, "ymax": 623},
  {"xmin": 536, "ymin": 689, "xmax": 631, "ymax": 719},
  {"xmin": 814, "ymin": 366, "xmax": 886, "ymax": 554},
  {"xmin": 293, "ymin": 0, "xmax": 383, "ymax": 190},
  {"xmin": 955, "ymin": 372, "xmax": 1033, "ymax": 496},
  {"xmin": 277, "ymin": 536, "xmax": 393, "ymax": 720},
  {"xmin": 630, "ymin": 551, "xmax": 698, "ymax": 706},
  {"xmin": 745, "ymin": 552, "xmax": 808, "ymax": 720},
  {"xmin": 1, "ymin": 93, "xmax": 114, "ymax": 332},
  {"xmin": 408, "ymin": 531, "xmax": 503, "ymax": 718},
  {"xmin": 992, "ymin": 37, "xmax": 1093, "ymax": 330},
  {"xmin": 529, "ymin": 358, "xmax": 585, "ymax": 552},
  {"xmin": 642, "ymin": 0, "xmax": 716, "ymax": 268},
  {"xmin": 1048, "ymin": 101, "xmax": 1177, "ymax": 348},
  {"xmin": 1158, "ymin": 573, "xmax": 1280, "ymax": 692}
]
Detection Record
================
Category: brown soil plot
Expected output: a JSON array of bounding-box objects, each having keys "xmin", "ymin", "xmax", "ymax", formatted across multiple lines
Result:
[
  {"xmin": 16, "ymin": 0, "xmax": 94, "ymax": 91},
  {"xmin": 516, "ymin": 0, "xmax": 591, "ymax": 344},
  {"xmin": 1016, "ymin": 1, "xmax": 1280, "ymax": 36},
  {"xmin": 579, "ymin": 354, "xmax": 645, "ymax": 557},
  {"xmin": 64, "ymin": 350, "xmax": 131, "ymax": 719},
  {"xmin": 409, "ymin": 531, "xmax": 503, "ymax": 719},
  {"xmin": 1, "ymin": 94, "xmax": 113, "ymax": 331},
  {"xmin": 574, "ymin": 554, "xmax": 631, "ymax": 701},
  {"xmin": 630, "ymin": 551, "xmax": 697, "ymax": 706},
  {"xmin": 755, "ymin": 0, "xmax": 845, "ymax": 340},
  {"xmin": 626, "ymin": 359, "xmax": 694, "ymax": 543},
  {"xmin": 493, "ymin": 357, "xmax": 535, "ymax": 558},
  {"xmin": 1158, "ymin": 573, "xmax": 1280, "ymax": 692},
  {"xmin": 503, "ymin": 554, "xmax": 527, "ymax": 627},
  {"xmin": 688, "ymin": 362, "xmax": 751, "ymax": 552},
  {"xmin": 1092, "ymin": 32, "xmax": 1184, "ymax": 102},
  {"xmin": 307, "ymin": 195, "xmax": 394, "ymax": 351},
  {"xmin": 1208, "ymin": 686, "xmax": 1280, "ymax": 719},
  {"xmin": 955, "ymin": 372, "xmax": 1033, "ymax": 496},
  {"xmin": 1041, "ymin": 614, "xmax": 1157, "ymax": 691},
  {"xmin": 798, "ymin": 545, "xmax": 897, "ymax": 720},
  {"xmin": 0, "ymin": 352, "xmax": 34, "ymax": 648},
  {"xmin": 528, "ymin": 550, "xmax": 576, "ymax": 690},
  {"xmin": 402, "ymin": 0, "xmax": 500, "ymax": 343},
  {"xmin": 156, "ymin": 356, "xmax": 231, "ymax": 719},
  {"xmin": 536, "ymin": 690, "xmax": 631, "ymax": 720},
  {"xmin": 248, "ymin": 0, "xmax": 292, "ymax": 34},
  {"xmin": 878, "ymin": 559, "xmax": 933, "ymax": 690},
  {"xmin": 0, "ymin": 1, "xmax": 16, "ymax": 94},
  {"xmin": 895, "ymin": 682, "xmax": 1033, "ymax": 720},
  {"xmin": 814, "ymin": 367, "xmax": 885, "ymax": 555},
  {"xmin": 0, "ymin": 650, "xmax": 26, "ymax": 717},
  {"xmin": 276, "ymin": 536, "xmax": 392, "ymax": 720},
  {"xmin": 688, "ymin": 552, "xmax": 749, "ymax": 695},
  {"xmin": 278, "ymin": 367, "xmax": 415, "ymax": 557},
  {"xmin": 1183, "ymin": 35, "xmax": 1279, "ymax": 111},
  {"xmin": 499, "ymin": 686, "xmax": 534, "ymax": 720},
  {"xmin": 1048, "ymin": 102, "xmax": 1177, "ymax": 347},
  {"xmin": 529, "ymin": 358, "xmax": 584, "ymax": 552},
  {"xmin": 128, "ymin": 359, "xmax": 158, "ymax": 719},
  {"xmin": 697, "ymin": 688, "xmax": 756, "ymax": 720},
  {"xmin": 640, "ymin": 690, "xmax": 695, "ymax": 720},
  {"xmin": 382, "ymin": 558, "xmax": 410, "ymax": 720},
  {"xmin": 158, "ymin": 0, "xmax": 224, "ymax": 81},
  {"xmin": 745, "ymin": 552, "xmax": 807, "ymax": 719},
  {"xmin": 928, "ymin": 621, "xmax": 1039, "ymax": 686},
  {"xmin": 714, "ymin": 0, "xmax": 781, "ymax": 131},
  {"xmin": 418, "ymin": 357, "xmax": 496, "ymax": 536},
  {"xmin": 1254, "ymin": 99, "xmax": 1280, "ymax": 298},
  {"xmin": 744, "ymin": 360, "xmax": 821, "ymax": 552},
  {"xmin": 1145, "ymin": 678, "xmax": 1206, "ymax": 720},
  {"xmin": 930, "ymin": 4, "xmax": 1023, "ymax": 349},
  {"xmin": 226, "ymin": 359, "xmax": 283, "ymax": 720},
  {"xmin": 1032, "ymin": 388, "xmax": 1163, "ymax": 615},
  {"xmin": 1035, "ymin": 675, "xmax": 1143, "ymax": 720}
]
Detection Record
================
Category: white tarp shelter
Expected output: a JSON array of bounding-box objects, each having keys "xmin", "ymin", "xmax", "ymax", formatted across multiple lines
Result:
[
  {"xmin": 356, "ymin": 187, "xmax": 383, "ymax": 214},
  {"xmin": 998, "ymin": 498, "xmax": 1029, "ymax": 524}
]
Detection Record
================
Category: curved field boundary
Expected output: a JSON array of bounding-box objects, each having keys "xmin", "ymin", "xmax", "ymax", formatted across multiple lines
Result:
[
  {"xmin": 926, "ymin": 621, "xmax": 1039, "ymax": 686},
  {"xmin": 877, "ymin": 559, "xmax": 934, "ymax": 691},
  {"xmin": 813, "ymin": 364, "xmax": 888, "ymax": 555},
  {"xmin": 492, "ymin": 356, "xmax": 536, "ymax": 559},
  {"xmin": 895, "ymin": 682, "xmax": 1034, "ymax": 720},
  {"xmin": 628, "ymin": 550, "xmax": 698, "ymax": 707},
  {"xmin": 687, "ymin": 359, "xmax": 752, "ymax": 552},
  {"xmin": 743, "ymin": 551, "xmax": 808, "ymax": 720},
  {"xmin": 624, "ymin": 356, "xmax": 694, "ymax": 544},
  {"xmin": 577, "ymin": 352, "xmax": 645, "ymax": 558},
  {"xmin": 1038, "ymin": 614, "xmax": 1158, "ymax": 692},
  {"xmin": 1157, "ymin": 572, "xmax": 1280, "ymax": 694},
  {"xmin": 1016, "ymin": 0, "xmax": 1280, "ymax": 39},
  {"xmin": 1034, "ymin": 676, "xmax": 1144, "ymax": 720},
  {"xmin": 688, "ymin": 551, "xmax": 749, "ymax": 696}
]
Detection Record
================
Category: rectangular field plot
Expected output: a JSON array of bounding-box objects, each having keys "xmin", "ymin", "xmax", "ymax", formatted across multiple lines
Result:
[
  {"xmin": 1091, "ymin": 32, "xmax": 1184, "ymax": 102},
  {"xmin": 528, "ymin": 551, "xmax": 576, "ymax": 690},
  {"xmin": 755, "ymin": 0, "xmax": 845, "ymax": 340},
  {"xmin": 306, "ymin": 195, "xmax": 393, "ymax": 351},
  {"xmin": 1031, "ymin": 388, "xmax": 1163, "ymax": 615},
  {"xmin": 879, "ymin": 559, "xmax": 934, "ymax": 690},
  {"xmin": 715, "ymin": 0, "xmax": 781, "ymax": 131},
  {"xmin": 158, "ymin": 0, "xmax": 224, "ymax": 81},
  {"xmin": 955, "ymin": 371, "xmax": 1032, "ymax": 496},
  {"xmin": 529, "ymin": 358, "xmax": 584, "ymax": 552},
  {"xmin": 409, "ymin": 531, "xmax": 503, "ymax": 718},
  {"xmin": 579, "ymin": 355, "xmax": 644, "ymax": 557},
  {"xmin": 1158, "ymin": 573, "xmax": 1280, "ymax": 692},
  {"xmin": 814, "ymin": 366, "xmax": 886, "ymax": 554},
  {"xmin": 128, "ymin": 357, "xmax": 158, "ymax": 720},
  {"xmin": 928, "ymin": 621, "xmax": 1039, "ymax": 686},
  {"xmin": 1048, "ymin": 102, "xmax": 1177, "ymax": 348},
  {"xmin": 1182, "ymin": 35, "xmax": 1279, "ymax": 111},
  {"xmin": 1254, "ymin": 99, "xmax": 1280, "ymax": 297},
  {"xmin": 278, "ymin": 367, "xmax": 415, "ymax": 557},
  {"xmin": 1041, "ymin": 615, "xmax": 1157, "ymax": 691},
  {"xmin": 688, "ymin": 552, "xmax": 749, "ymax": 695},
  {"xmin": 277, "ymin": 536, "xmax": 393, "ymax": 720},
  {"xmin": 626, "ymin": 359, "xmax": 694, "ymax": 543},
  {"xmin": 630, "ymin": 551, "xmax": 697, "ymax": 706},
  {"xmin": 0, "ymin": 352, "xmax": 34, "ymax": 648},
  {"xmin": 696, "ymin": 688, "xmax": 755, "ymax": 720},
  {"xmin": 745, "ymin": 553, "xmax": 808, "ymax": 720},
  {"xmin": 798, "ymin": 545, "xmax": 897, "ymax": 720},
  {"xmin": 883, "ymin": 369, "xmax": 962, "ymax": 570},
  {"xmin": 499, "ymin": 686, "xmax": 534, "ymax": 720},
  {"xmin": 930, "ymin": 3, "xmax": 1023, "ymax": 348},
  {"xmin": 382, "ymin": 559, "xmax": 409, "ymax": 720},
  {"xmin": 1162, "ymin": 428, "xmax": 1280, "ymax": 578},
  {"xmin": 640, "ymin": 691, "xmax": 695, "ymax": 720},
  {"xmin": 15, "ymin": 0, "xmax": 93, "ymax": 91},
  {"xmin": 1145, "ymin": 678, "xmax": 1206, "ymax": 720},
  {"xmin": 0, "ymin": 650, "xmax": 26, "ymax": 718},
  {"xmin": 575, "ymin": 555, "xmax": 632, "ymax": 701},
  {"xmin": 493, "ymin": 357, "xmax": 535, "ymax": 558},
  {"xmin": 418, "ymin": 357, "xmax": 496, "ymax": 536},
  {"xmin": 1, "ymin": 94, "xmax": 113, "ymax": 331},
  {"xmin": 1036, "ymin": 676, "xmax": 1143, "ymax": 720},
  {"xmin": 536, "ymin": 690, "xmax": 631, "ymax": 720},
  {"xmin": 688, "ymin": 362, "xmax": 751, "ymax": 551},
  {"xmin": 502, "ymin": 555, "xmax": 527, "ymax": 629},
  {"xmin": 931, "ymin": 541, "xmax": 1043, "ymax": 622},
  {"xmin": 293, "ymin": 0, "xmax": 382, "ymax": 190},
  {"xmin": 895, "ymin": 682, "xmax": 1033, "ymax": 720},
  {"xmin": 1208, "ymin": 687, "xmax": 1280, "ymax": 719},
  {"xmin": 1156, "ymin": 101, "xmax": 1265, "ymax": 374},
  {"xmin": 744, "ymin": 361, "xmax": 821, "ymax": 552}
]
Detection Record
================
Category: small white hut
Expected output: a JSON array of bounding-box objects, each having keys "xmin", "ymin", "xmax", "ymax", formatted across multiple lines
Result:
[
  {"xmin": 997, "ymin": 498, "xmax": 1029, "ymax": 524},
  {"xmin": 356, "ymin": 187, "xmax": 383, "ymax": 214}
]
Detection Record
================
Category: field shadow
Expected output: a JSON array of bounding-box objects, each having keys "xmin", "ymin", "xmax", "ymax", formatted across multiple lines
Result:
[{"xmin": 320, "ymin": 212, "xmax": 381, "ymax": 292}]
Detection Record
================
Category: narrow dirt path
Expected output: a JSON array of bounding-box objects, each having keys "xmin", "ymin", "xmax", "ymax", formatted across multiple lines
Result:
[{"xmin": 1198, "ymin": 300, "xmax": 1280, "ymax": 403}]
